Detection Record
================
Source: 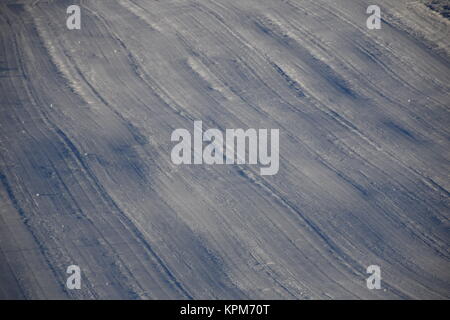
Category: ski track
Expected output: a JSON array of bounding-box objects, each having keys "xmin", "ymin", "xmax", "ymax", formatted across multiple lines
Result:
[{"xmin": 0, "ymin": 0, "xmax": 449, "ymax": 299}]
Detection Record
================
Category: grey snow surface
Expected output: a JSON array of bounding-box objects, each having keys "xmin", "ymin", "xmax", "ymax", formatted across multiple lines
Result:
[{"xmin": 0, "ymin": 0, "xmax": 449, "ymax": 299}]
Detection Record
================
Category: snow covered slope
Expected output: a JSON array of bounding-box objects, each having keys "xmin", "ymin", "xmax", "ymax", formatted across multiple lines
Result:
[{"xmin": 0, "ymin": 0, "xmax": 449, "ymax": 299}]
